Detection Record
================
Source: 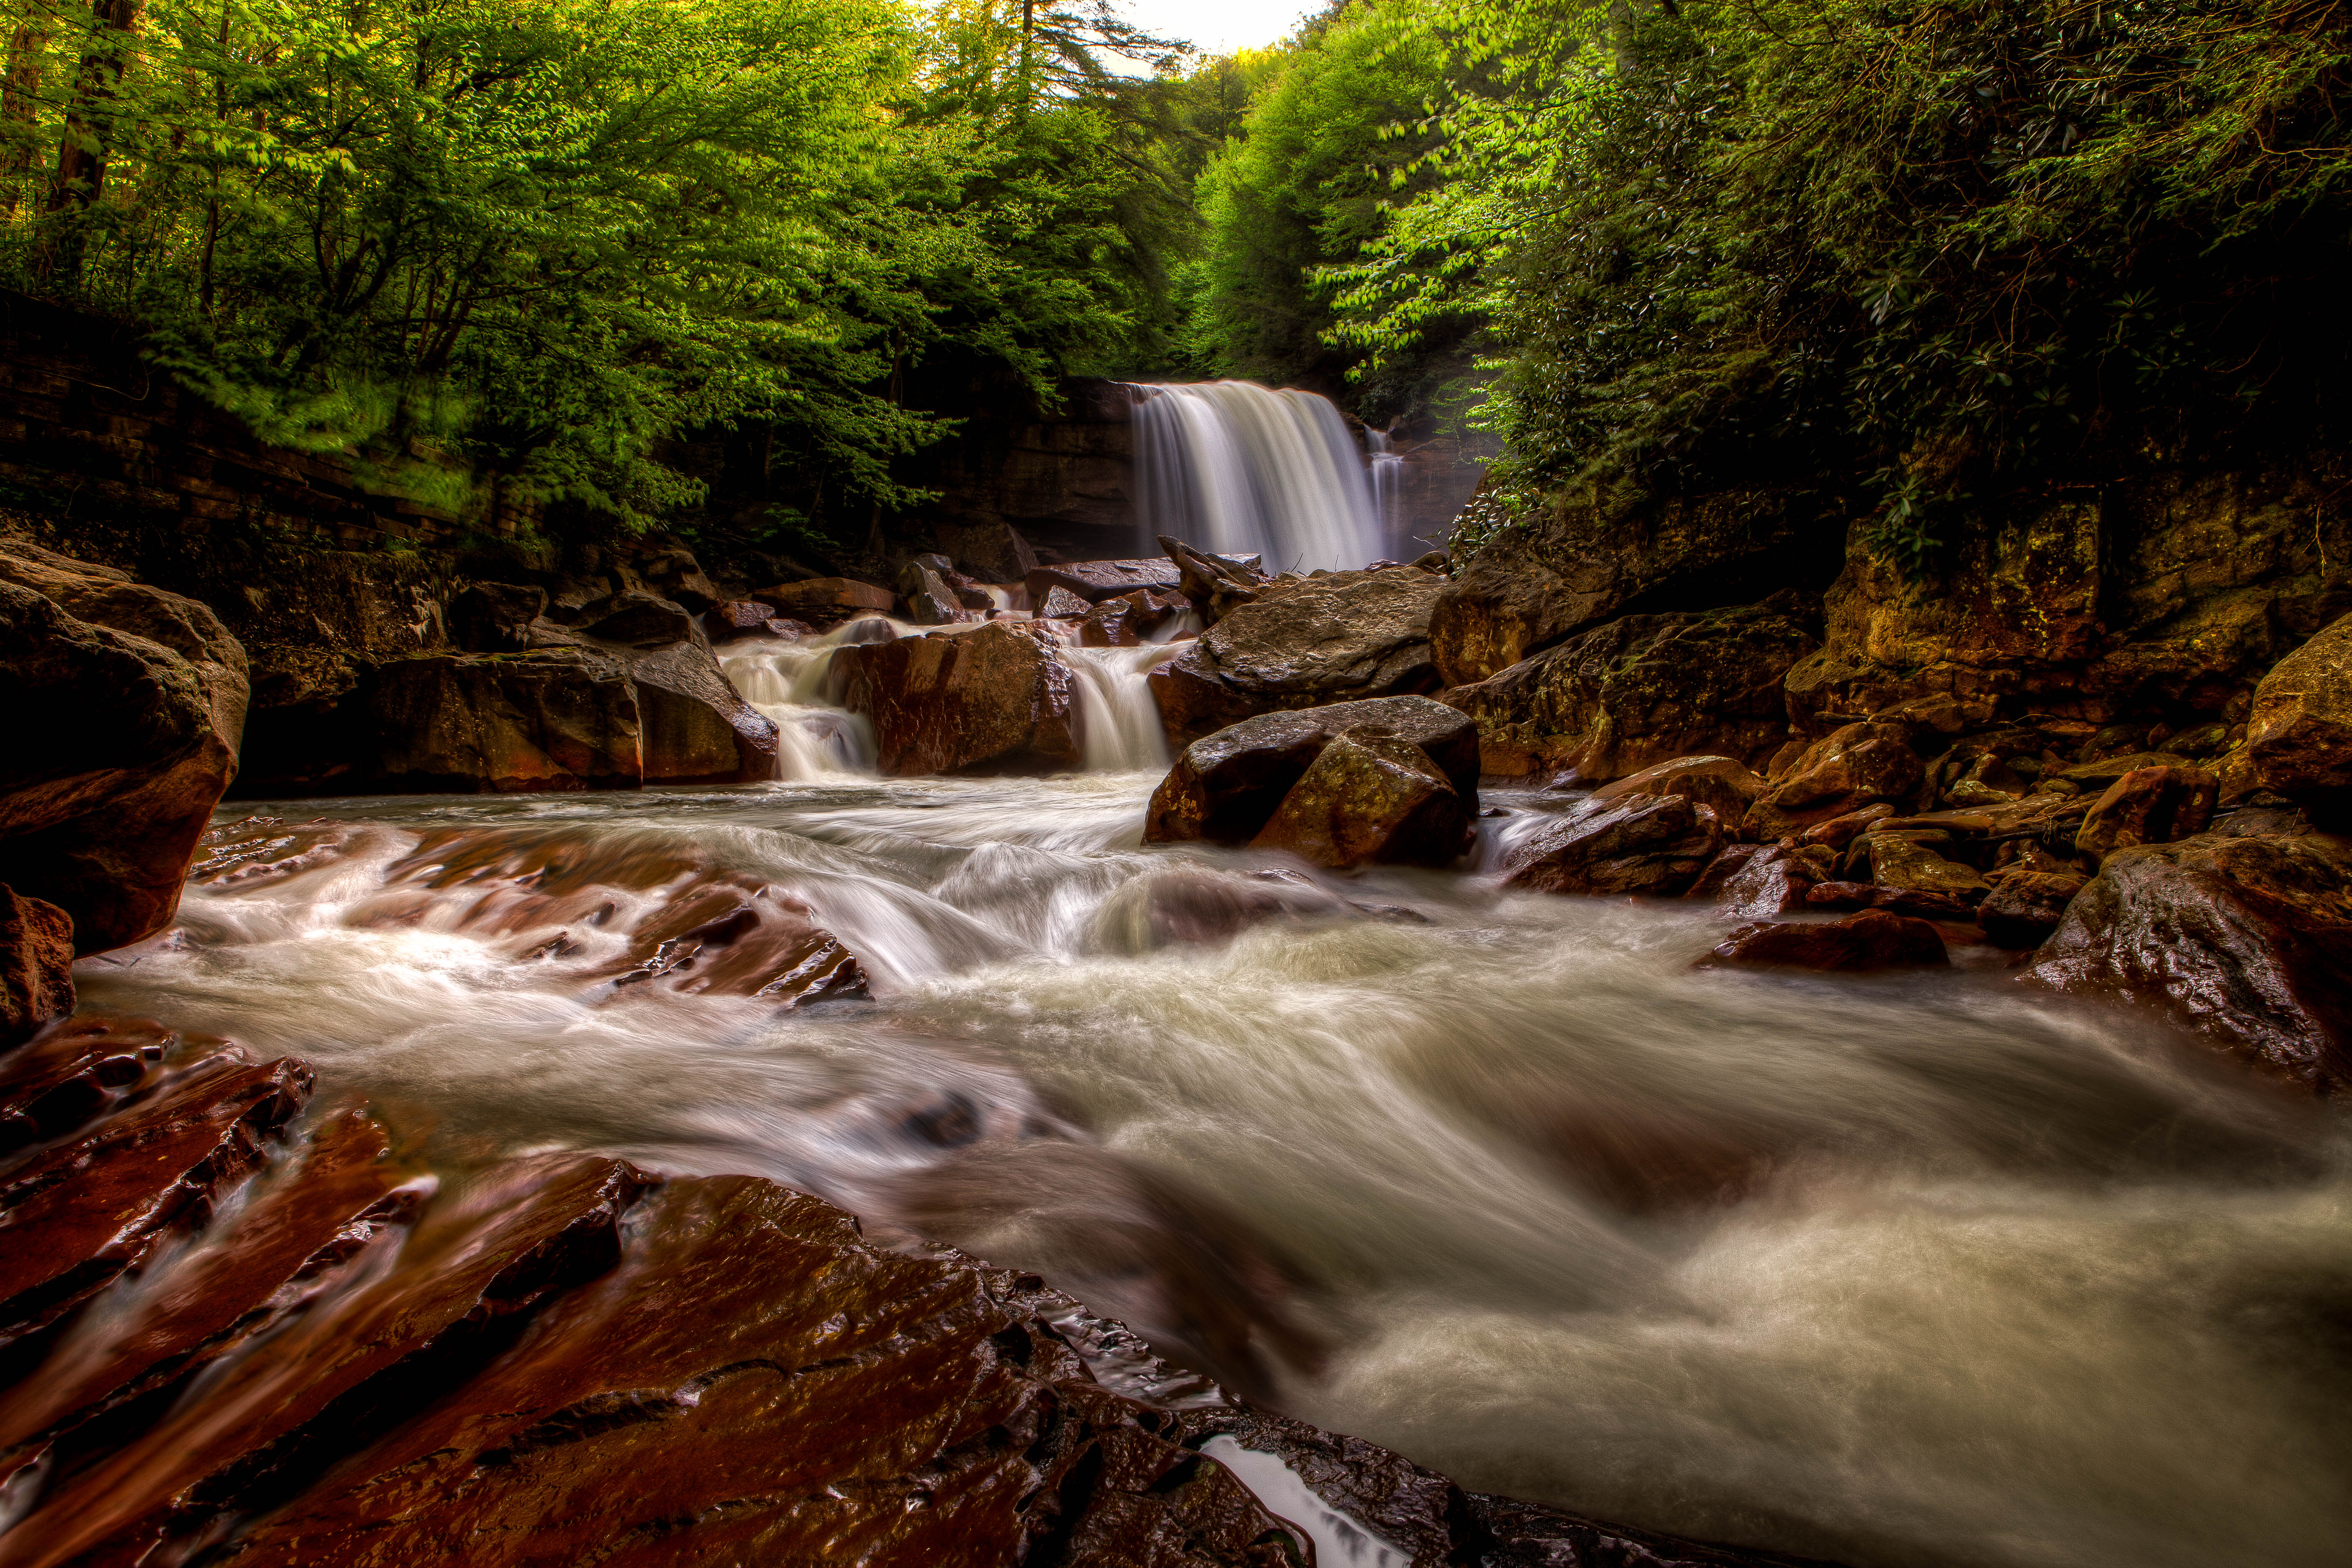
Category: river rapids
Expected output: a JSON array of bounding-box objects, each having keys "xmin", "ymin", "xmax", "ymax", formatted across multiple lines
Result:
[{"xmin": 69, "ymin": 766, "xmax": 2352, "ymax": 1568}]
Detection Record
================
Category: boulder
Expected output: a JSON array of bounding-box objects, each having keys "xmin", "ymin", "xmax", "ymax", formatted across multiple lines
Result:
[
  {"xmin": 1686, "ymin": 843, "xmax": 1764, "ymax": 901},
  {"xmin": 2247, "ymin": 611, "xmax": 2352, "ymax": 816},
  {"xmin": 1501, "ymin": 794, "xmax": 1725, "ymax": 897},
  {"xmin": 1036, "ymin": 584, "xmax": 1093, "ymax": 619},
  {"xmin": 1149, "ymin": 566, "xmax": 1446, "ymax": 746},
  {"xmin": 1026, "ymin": 556, "xmax": 1186, "ymax": 604},
  {"xmin": 836, "ymin": 621, "xmax": 1079, "ymax": 776},
  {"xmin": 2030, "ymin": 831, "xmax": 2352, "ymax": 1093},
  {"xmin": 1697, "ymin": 910, "xmax": 1951, "ymax": 972},
  {"xmin": 1744, "ymin": 722, "xmax": 1925, "ymax": 839},
  {"xmin": 448, "ymin": 582, "xmax": 554, "ymax": 652},
  {"xmin": 0, "ymin": 580, "xmax": 243, "ymax": 952},
  {"xmin": 1431, "ymin": 486, "xmax": 1831, "ymax": 686},
  {"xmin": 624, "ymin": 641, "xmax": 782, "ymax": 784},
  {"xmin": 1145, "ymin": 696, "xmax": 1478, "ymax": 846},
  {"xmin": 1080, "ymin": 589, "xmax": 1183, "ymax": 647},
  {"xmin": 1800, "ymin": 802, "xmax": 1896, "ymax": 851},
  {"xmin": 1158, "ymin": 535, "xmax": 1272, "ymax": 625},
  {"xmin": 1978, "ymin": 871, "xmax": 2088, "ymax": 949},
  {"xmin": 576, "ymin": 591, "xmax": 703, "ymax": 649},
  {"xmin": 1250, "ymin": 732, "xmax": 1473, "ymax": 869},
  {"xmin": 1441, "ymin": 606, "xmax": 1816, "ymax": 781},
  {"xmin": 1714, "ymin": 846, "xmax": 1815, "ymax": 919},
  {"xmin": 1590, "ymin": 755, "xmax": 1767, "ymax": 822},
  {"xmin": 755, "ymin": 577, "xmax": 897, "ymax": 627},
  {"xmin": 704, "ymin": 600, "xmax": 779, "ymax": 642},
  {"xmin": 366, "ymin": 649, "xmax": 644, "ymax": 793},
  {"xmin": 1804, "ymin": 881, "xmax": 1978, "ymax": 921},
  {"xmin": 0, "ymin": 885, "xmax": 72, "ymax": 1047},
  {"xmin": 898, "ymin": 556, "xmax": 975, "ymax": 625},
  {"xmin": 2073, "ymin": 765, "xmax": 2219, "ymax": 864},
  {"xmin": 1865, "ymin": 834, "xmax": 1991, "ymax": 905},
  {"xmin": 931, "ymin": 517, "xmax": 1040, "ymax": 583}
]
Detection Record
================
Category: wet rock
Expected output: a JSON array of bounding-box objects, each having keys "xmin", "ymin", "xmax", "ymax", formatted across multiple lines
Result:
[
  {"xmin": 1150, "ymin": 566, "xmax": 1447, "ymax": 745},
  {"xmin": 1027, "ymin": 556, "xmax": 1189, "ymax": 604},
  {"xmin": 1081, "ymin": 589, "xmax": 1184, "ymax": 647},
  {"xmin": 2248, "ymin": 611, "xmax": 2352, "ymax": 817},
  {"xmin": 1159, "ymin": 535, "xmax": 1273, "ymax": 626},
  {"xmin": 1037, "ymin": 583, "xmax": 1095, "ymax": 619},
  {"xmin": 900, "ymin": 556, "xmax": 977, "ymax": 625},
  {"xmin": 1804, "ymin": 881, "xmax": 1979, "ymax": 921},
  {"xmin": 755, "ymin": 576, "xmax": 897, "ymax": 627},
  {"xmin": 1698, "ymin": 910, "xmax": 1951, "ymax": 972},
  {"xmin": 1865, "ymin": 834, "xmax": 1991, "ymax": 905},
  {"xmin": 1715, "ymin": 846, "xmax": 1815, "ymax": 920},
  {"xmin": 2029, "ymin": 831, "xmax": 2352, "ymax": 1093},
  {"xmin": 1744, "ymin": 722, "xmax": 1925, "ymax": 840},
  {"xmin": 2073, "ymin": 764, "xmax": 2219, "ymax": 864},
  {"xmin": 1502, "ymin": 794, "xmax": 1725, "ymax": 898},
  {"xmin": 0, "ymin": 886, "xmax": 72, "ymax": 1048},
  {"xmin": 366, "ymin": 649, "xmax": 644, "ymax": 792},
  {"xmin": 932, "ymin": 518, "xmax": 1040, "ymax": 583},
  {"xmin": 1591, "ymin": 755, "xmax": 1769, "ymax": 822},
  {"xmin": 1800, "ymin": 802, "xmax": 1897, "ymax": 851},
  {"xmin": 0, "ymin": 1014, "xmax": 177, "ymax": 1153},
  {"xmin": 704, "ymin": 599, "xmax": 778, "ymax": 642},
  {"xmin": 836, "ymin": 621, "xmax": 1080, "ymax": 776},
  {"xmin": 1145, "ymin": 696, "xmax": 1478, "ymax": 846},
  {"xmin": 1442, "ymin": 606, "xmax": 1816, "ymax": 781},
  {"xmin": 1686, "ymin": 843, "xmax": 1764, "ymax": 901},
  {"xmin": 2058, "ymin": 750, "xmax": 2194, "ymax": 788},
  {"xmin": 1250, "ymin": 732, "xmax": 1473, "ymax": 869},
  {"xmin": 1978, "ymin": 871, "xmax": 2089, "ymax": 949},
  {"xmin": 0, "ymin": 580, "xmax": 243, "ymax": 952},
  {"xmin": 616, "ymin": 640, "xmax": 782, "ymax": 784},
  {"xmin": 576, "ymin": 590, "xmax": 702, "ymax": 649},
  {"xmin": 1430, "ymin": 487, "xmax": 1830, "ymax": 686}
]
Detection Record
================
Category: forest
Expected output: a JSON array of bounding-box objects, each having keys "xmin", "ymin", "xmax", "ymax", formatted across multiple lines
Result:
[{"xmin": 0, "ymin": 0, "xmax": 2347, "ymax": 558}]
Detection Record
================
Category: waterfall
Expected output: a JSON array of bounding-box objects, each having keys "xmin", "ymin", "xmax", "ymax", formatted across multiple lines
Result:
[
  {"xmin": 1062, "ymin": 642, "xmax": 1182, "ymax": 772},
  {"xmin": 1127, "ymin": 381, "xmax": 1383, "ymax": 572},
  {"xmin": 1366, "ymin": 426, "xmax": 1403, "ymax": 545},
  {"xmin": 717, "ymin": 623, "xmax": 888, "ymax": 779}
]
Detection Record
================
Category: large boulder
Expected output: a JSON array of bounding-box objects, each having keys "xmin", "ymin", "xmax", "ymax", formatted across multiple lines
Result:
[
  {"xmin": 755, "ymin": 577, "xmax": 897, "ymax": 627},
  {"xmin": 2073, "ymin": 764, "xmax": 2218, "ymax": 864},
  {"xmin": 836, "ymin": 621, "xmax": 1079, "ymax": 776},
  {"xmin": 1149, "ymin": 565, "xmax": 1447, "ymax": 746},
  {"xmin": 1864, "ymin": 834, "xmax": 1991, "ymax": 905},
  {"xmin": 0, "ymin": 885, "xmax": 72, "ymax": 1047},
  {"xmin": 1440, "ymin": 606, "xmax": 1815, "ymax": 781},
  {"xmin": 1500, "ymin": 794, "xmax": 1726, "ymax": 897},
  {"xmin": 365, "ymin": 649, "xmax": 645, "ymax": 793},
  {"xmin": 2247, "ymin": 611, "xmax": 2352, "ymax": 817},
  {"xmin": 1431, "ymin": 486, "xmax": 1831, "ymax": 686},
  {"xmin": 1978, "ymin": 871, "xmax": 2087, "ymax": 949},
  {"xmin": 2029, "ymin": 831, "xmax": 2352, "ymax": 1093},
  {"xmin": 624, "ymin": 641, "xmax": 782, "ymax": 784},
  {"xmin": 1026, "ymin": 556, "xmax": 1186, "ymax": 604},
  {"xmin": 0, "ymin": 580, "xmax": 244, "ymax": 952},
  {"xmin": 1145, "ymin": 696, "xmax": 1478, "ymax": 846},
  {"xmin": 1249, "ymin": 731, "xmax": 1473, "ymax": 869}
]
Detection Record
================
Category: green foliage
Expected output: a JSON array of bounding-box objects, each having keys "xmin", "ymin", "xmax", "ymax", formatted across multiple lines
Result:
[{"xmin": 0, "ymin": 0, "xmax": 1207, "ymax": 531}]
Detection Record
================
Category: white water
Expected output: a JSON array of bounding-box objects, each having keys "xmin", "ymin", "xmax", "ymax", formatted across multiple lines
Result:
[
  {"xmin": 1366, "ymin": 426, "xmax": 1403, "ymax": 549},
  {"xmin": 717, "ymin": 619, "xmax": 1181, "ymax": 781},
  {"xmin": 1128, "ymin": 381, "xmax": 1386, "ymax": 571},
  {"xmin": 75, "ymin": 779, "xmax": 2352, "ymax": 1568}
]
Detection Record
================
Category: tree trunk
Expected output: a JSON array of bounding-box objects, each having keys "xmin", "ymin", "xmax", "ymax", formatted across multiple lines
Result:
[
  {"xmin": 3, "ymin": 12, "xmax": 49, "ymax": 206},
  {"xmin": 40, "ymin": 0, "xmax": 145, "ymax": 287}
]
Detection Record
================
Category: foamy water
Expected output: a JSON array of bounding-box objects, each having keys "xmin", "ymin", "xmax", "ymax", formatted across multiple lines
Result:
[{"xmin": 72, "ymin": 777, "xmax": 2352, "ymax": 1568}]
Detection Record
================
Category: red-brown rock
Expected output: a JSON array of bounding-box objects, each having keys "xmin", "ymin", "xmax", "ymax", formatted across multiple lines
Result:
[
  {"xmin": 704, "ymin": 598, "xmax": 779, "ymax": 641},
  {"xmin": 1250, "ymin": 731, "xmax": 1472, "ymax": 869},
  {"xmin": 1697, "ymin": 910, "xmax": 1951, "ymax": 972},
  {"xmin": 2073, "ymin": 764, "xmax": 2219, "ymax": 864},
  {"xmin": 1978, "ymin": 871, "xmax": 2088, "ymax": 948},
  {"xmin": 1502, "ymin": 794, "xmax": 1725, "ymax": 897},
  {"xmin": 756, "ymin": 576, "xmax": 897, "ymax": 627},
  {"xmin": 836, "ymin": 621, "xmax": 1080, "ymax": 775},
  {"xmin": 1744, "ymin": 722, "xmax": 1925, "ymax": 840},
  {"xmin": 1715, "ymin": 846, "xmax": 1815, "ymax": 920},
  {"xmin": 2029, "ymin": 831, "xmax": 2352, "ymax": 1093},
  {"xmin": 1590, "ymin": 754, "xmax": 1768, "ymax": 822},
  {"xmin": 0, "ymin": 885, "xmax": 72, "ymax": 1048},
  {"xmin": 2247, "ymin": 610, "xmax": 2352, "ymax": 816}
]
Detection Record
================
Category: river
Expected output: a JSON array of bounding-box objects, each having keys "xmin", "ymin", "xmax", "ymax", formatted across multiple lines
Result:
[{"xmin": 75, "ymin": 768, "xmax": 2352, "ymax": 1568}]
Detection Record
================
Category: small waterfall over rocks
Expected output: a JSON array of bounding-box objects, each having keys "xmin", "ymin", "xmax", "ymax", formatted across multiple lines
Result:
[{"xmin": 1126, "ymin": 381, "xmax": 1387, "ymax": 571}]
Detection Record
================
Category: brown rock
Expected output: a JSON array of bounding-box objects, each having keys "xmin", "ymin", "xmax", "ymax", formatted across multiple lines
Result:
[
  {"xmin": 704, "ymin": 599, "xmax": 779, "ymax": 642},
  {"xmin": 0, "ymin": 886, "xmax": 72, "ymax": 1049},
  {"xmin": 1251, "ymin": 732, "xmax": 1472, "ymax": 869},
  {"xmin": 1715, "ymin": 847, "xmax": 1815, "ymax": 920},
  {"xmin": 366, "ymin": 649, "xmax": 644, "ymax": 792},
  {"xmin": 0, "ymin": 1014, "xmax": 176, "ymax": 1154},
  {"xmin": 1866, "ymin": 835, "xmax": 1992, "ymax": 905},
  {"xmin": 1744, "ymin": 722, "xmax": 1925, "ymax": 839},
  {"xmin": 2247, "ymin": 610, "xmax": 2352, "ymax": 815},
  {"xmin": 619, "ymin": 640, "xmax": 782, "ymax": 784},
  {"xmin": 932, "ymin": 517, "xmax": 1040, "ymax": 583},
  {"xmin": 836, "ymin": 621, "xmax": 1079, "ymax": 776},
  {"xmin": 2058, "ymin": 750, "xmax": 2193, "ymax": 787},
  {"xmin": 1145, "ymin": 696, "xmax": 1478, "ymax": 846},
  {"xmin": 1026, "ymin": 556, "xmax": 1189, "ymax": 604},
  {"xmin": 1590, "ymin": 754, "xmax": 1768, "ymax": 822},
  {"xmin": 1502, "ymin": 794, "xmax": 1725, "ymax": 897},
  {"xmin": 1441, "ymin": 607, "xmax": 1815, "ymax": 781},
  {"xmin": 1800, "ymin": 802, "xmax": 1897, "ymax": 851},
  {"xmin": 2030, "ymin": 831, "xmax": 2352, "ymax": 1093},
  {"xmin": 1149, "ymin": 566, "xmax": 1446, "ymax": 746},
  {"xmin": 1978, "ymin": 871, "xmax": 2088, "ymax": 948},
  {"xmin": 1081, "ymin": 589, "xmax": 1183, "ymax": 647},
  {"xmin": 1037, "ymin": 583, "xmax": 1094, "ymax": 619},
  {"xmin": 449, "ymin": 582, "xmax": 554, "ymax": 651},
  {"xmin": 2074, "ymin": 765, "xmax": 2220, "ymax": 864},
  {"xmin": 1697, "ymin": 910, "xmax": 1950, "ymax": 972},
  {"xmin": 0, "ymin": 580, "xmax": 242, "ymax": 952},
  {"xmin": 1804, "ymin": 881, "xmax": 1978, "ymax": 921},
  {"xmin": 755, "ymin": 577, "xmax": 897, "ymax": 627},
  {"xmin": 1685, "ymin": 843, "xmax": 1764, "ymax": 900}
]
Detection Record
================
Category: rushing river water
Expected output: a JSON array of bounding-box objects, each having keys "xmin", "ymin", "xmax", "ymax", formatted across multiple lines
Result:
[{"xmin": 76, "ymin": 774, "xmax": 2352, "ymax": 1568}]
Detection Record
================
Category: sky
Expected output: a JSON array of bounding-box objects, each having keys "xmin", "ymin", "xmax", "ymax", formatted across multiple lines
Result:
[{"xmin": 1115, "ymin": 0, "xmax": 1313, "ymax": 59}]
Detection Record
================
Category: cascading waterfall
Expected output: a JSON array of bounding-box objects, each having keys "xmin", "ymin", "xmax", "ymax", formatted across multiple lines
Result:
[
  {"xmin": 1366, "ymin": 426, "xmax": 1403, "ymax": 541},
  {"xmin": 1127, "ymin": 381, "xmax": 1385, "ymax": 571}
]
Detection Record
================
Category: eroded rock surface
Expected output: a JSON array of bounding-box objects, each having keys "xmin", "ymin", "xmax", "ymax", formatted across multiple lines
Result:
[
  {"xmin": 2247, "ymin": 610, "xmax": 2352, "ymax": 818},
  {"xmin": 0, "ymin": 887, "xmax": 72, "ymax": 1048},
  {"xmin": 0, "ymin": 1024, "xmax": 1811, "ymax": 1568},
  {"xmin": 837, "ymin": 620, "xmax": 1080, "ymax": 775},
  {"xmin": 1502, "ymin": 794, "xmax": 1726, "ymax": 898},
  {"xmin": 1698, "ymin": 910, "xmax": 1951, "ymax": 972},
  {"xmin": 366, "ymin": 648, "xmax": 645, "ymax": 792}
]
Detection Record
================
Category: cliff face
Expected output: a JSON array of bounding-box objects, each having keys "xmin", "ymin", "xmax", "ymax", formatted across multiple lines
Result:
[{"xmin": 1436, "ymin": 458, "xmax": 2352, "ymax": 779}]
